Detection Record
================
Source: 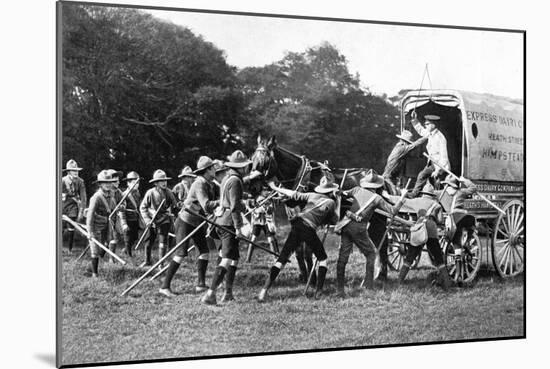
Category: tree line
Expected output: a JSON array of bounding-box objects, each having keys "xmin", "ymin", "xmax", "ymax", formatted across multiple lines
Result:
[{"xmin": 61, "ymin": 4, "xmax": 402, "ymax": 192}]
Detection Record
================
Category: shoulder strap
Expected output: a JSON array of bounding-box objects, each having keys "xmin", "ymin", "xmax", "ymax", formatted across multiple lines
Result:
[
  {"xmin": 356, "ymin": 193, "xmax": 378, "ymax": 215},
  {"xmin": 302, "ymin": 197, "xmax": 332, "ymax": 215},
  {"xmin": 97, "ymin": 192, "xmax": 112, "ymax": 214},
  {"xmin": 220, "ymin": 174, "xmax": 239, "ymax": 207}
]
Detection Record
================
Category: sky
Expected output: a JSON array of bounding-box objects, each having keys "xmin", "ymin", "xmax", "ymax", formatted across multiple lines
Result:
[{"xmin": 146, "ymin": 9, "xmax": 523, "ymax": 99}]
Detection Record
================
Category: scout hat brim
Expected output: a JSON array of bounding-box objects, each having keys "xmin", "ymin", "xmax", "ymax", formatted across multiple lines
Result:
[
  {"xmin": 314, "ymin": 183, "xmax": 339, "ymax": 194},
  {"xmin": 149, "ymin": 176, "xmax": 172, "ymax": 183},
  {"xmin": 179, "ymin": 172, "xmax": 197, "ymax": 178},
  {"xmin": 360, "ymin": 177, "xmax": 385, "ymax": 189},
  {"xmin": 224, "ymin": 160, "xmax": 252, "ymax": 169},
  {"xmin": 395, "ymin": 134, "xmax": 413, "ymax": 144},
  {"xmin": 63, "ymin": 167, "xmax": 83, "ymax": 172},
  {"xmin": 193, "ymin": 162, "xmax": 215, "ymax": 174}
]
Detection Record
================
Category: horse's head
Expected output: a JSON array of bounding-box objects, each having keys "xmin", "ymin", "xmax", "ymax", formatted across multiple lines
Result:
[
  {"xmin": 248, "ymin": 135, "xmax": 279, "ymax": 196},
  {"xmin": 251, "ymin": 135, "xmax": 278, "ymax": 180}
]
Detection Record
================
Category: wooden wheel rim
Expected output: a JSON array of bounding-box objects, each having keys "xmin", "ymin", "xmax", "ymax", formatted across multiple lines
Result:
[{"xmin": 492, "ymin": 200, "xmax": 525, "ymax": 278}]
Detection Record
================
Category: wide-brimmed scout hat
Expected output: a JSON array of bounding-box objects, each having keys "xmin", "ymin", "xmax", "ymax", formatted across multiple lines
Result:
[
  {"xmin": 178, "ymin": 166, "xmax": 197, "ymax": 178},
  {"xmin": 63, "ymin": 159, "xmax": 82, "ymax": 172},
  {"xmin": 94, "ymin": 170, "xmax": 118, "ymax": 183},
  {"xmin": 314, "ymin": 176, "xmax": 339, "ymax": 194},
  {"xmin": 149, "ymin": 169, "xmax": 171, "ymax": 183},
  {"xmin": 441, "ymin": 174, "xmax": 459, "ymax": 189},
  {"xmin": 123, "ymin": 171, "xmax": 140, "ymax": 181},
  {"xmin": 106, "ymin": 169, "xmax": 123, "ymax": 179},
  {"xmin": 193, "ymin": 156, "xmax": 215, "ymax": 174},
  {"xmin": 224, "ymin": 150, "xmax": 252, "ymax": 169},
  {"xmin": 424, "ymin": 114, "xmax": 441, "ymax": 125},
  {"xmin": 360, "ymin": 169, "xmax": 385, "ymax": 189},
  {"xmin": 396, "ymin": 130, "xmax": 414, "ymax": 144},
  {"xmin": 420, "ymin": 182, "xmax": 436, "ymax": 197}
]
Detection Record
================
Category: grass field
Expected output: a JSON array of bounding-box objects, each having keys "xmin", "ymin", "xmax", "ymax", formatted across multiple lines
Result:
[{"xmin": 60, "ymin": 228, "xmax": 524, "ymax": 367}]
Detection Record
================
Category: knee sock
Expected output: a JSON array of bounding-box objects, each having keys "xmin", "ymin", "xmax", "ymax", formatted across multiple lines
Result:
[
  {"xmin": 225, "ymin": 266, "xmax": 237, "ymax": 291},
  {"xmin": 197, "ymin": 259, "xmax": 208, "ymax": 286},
  {"xmin": 263, "ymin": 265, "xmax": 281, "ymax": 290},
  {"xmin": 162, "ymin": 260, "xmax": 180, "ymax": 289},
  {"xmin": 91, "ymin": 257, "xmax": 99, "ymax": 274},
  {"xmin": 316, "ymin": 265, "xmax": 327, "ymax": 291},
  {"xmin": 209, "ymin": 266, "xmax": 227, "ymax": 291}
]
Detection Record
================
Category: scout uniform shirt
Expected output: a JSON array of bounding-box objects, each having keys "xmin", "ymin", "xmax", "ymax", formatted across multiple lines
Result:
[
  {"xmin": 62, "ymin": 174, "xmax": 87, "ymax": 218},
  {"xmin": 215, "ymin": 169, "xmax": 246, "ymax": 229},
  {"xmin": 86, "ymin": 188, "xmax": 116, "ymax": 236},
  {"xmin": 289, "ymin": 192, "xmax": 338, "ymax": 230},
  {"xmin": 382, "ymin": 137, "xmax": 428, "ymax": 179},
  {"xmin": 180, "ymin": 175, "xmax": 218, "ymax": 227},
  {"xmin": 140, "ymin": 187, "xmax": 177, "ymax": 225},
  {"xmin": 344, "ymin": 187, "xmax": 404, "ymax": 224}
]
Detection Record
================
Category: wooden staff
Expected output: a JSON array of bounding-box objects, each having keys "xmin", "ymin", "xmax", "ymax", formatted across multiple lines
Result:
[
  {"xmin": 121, "ymin": 221, "xmax": 206, "ymax": 296},
  {"xmin": 134, "ymin": 198, "xmax": 166, "ymax": 250},
  {"xmin": 184, "ymin": 208, "xmax": 280, "ymax": 257},
  {"xmin": 109, "ymin": 178, "xmax": 140, "ymax": 222},
  {"xmin": 422, "ymin": 153, "xmax": 505, "ymax": 215},
  {"xmin": 62, "ymin": 215, "xmax": 126, "ymax": 265}
]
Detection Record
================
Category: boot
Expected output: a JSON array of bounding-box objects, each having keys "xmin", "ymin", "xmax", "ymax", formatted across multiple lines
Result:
[{"xmin": 398, "ymin": 264, "xmax": 410, "ymax": 284}]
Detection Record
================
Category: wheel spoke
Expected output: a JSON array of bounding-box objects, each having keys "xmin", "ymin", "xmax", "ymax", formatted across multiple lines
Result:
[
  {"xmin": 499, "ymin": 245, "xmax": 510, "ymax": 270},
  {"xmin": 514, "ymin": 225, "xmax": 524, "ymax": 236},
  {"xmin": 496, "ymin": 242, "xmax": 508, "ymax": 258},
  {"xmin": 511, "ymin": 244, "xmax": 524, "ymax": 265},
  {"xmin": 514, "ymin": 211, "xmax": 524, "ymax": 232},
  {"xmin": 506, "ymin": 207, "xmax": 515, "ymax": 235},
  {"xmin": 497, "ymin": 227, "xmax": 510, "ymax": 239},
  {"xmin": 449, "ymin": 264, "xmax": 456, "ymax": 276},
  {"xmin": 508, "ymin": 245, "xmax": 516, "ymax": 275}
]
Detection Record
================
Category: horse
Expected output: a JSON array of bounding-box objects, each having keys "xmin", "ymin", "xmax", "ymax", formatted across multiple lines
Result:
[{"xmin": 250, "ymin": 135, "xmax": 397, "ymax": 281}]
